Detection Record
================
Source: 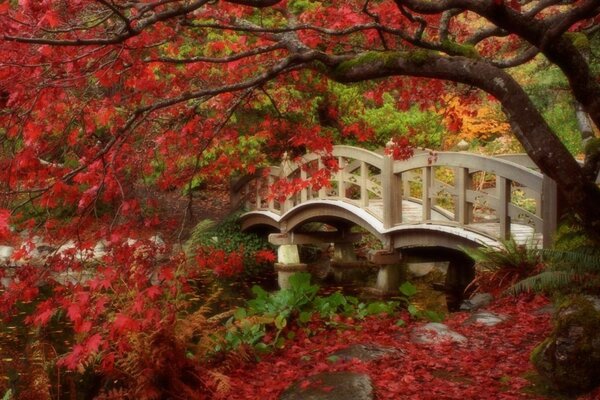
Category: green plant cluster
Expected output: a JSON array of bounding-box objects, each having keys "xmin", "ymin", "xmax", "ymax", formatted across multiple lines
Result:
[
  {"xmin": 185, "ymin": 214, "xmax": 274, "ymax": 277},
  {"xmin": 218, "ymin": 273, "xmax": 442, "ymax": 352}
]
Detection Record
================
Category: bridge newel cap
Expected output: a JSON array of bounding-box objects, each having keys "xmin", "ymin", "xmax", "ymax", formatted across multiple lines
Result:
[{"xmin": 456, "ymin": 139, "xmax": 469, "ymax": 152}]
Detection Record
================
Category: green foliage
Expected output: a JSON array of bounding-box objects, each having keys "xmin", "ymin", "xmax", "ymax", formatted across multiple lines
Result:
[
  {"xmin": 499, "ymin": 222, "xmax": 600, "ymax": 295},
  {"xmin": 516, "ymin": 57, "xmax": 582, "ymax": 155},
  {"xmin": 462, "ymin": 237, "xmax": 540, "ymax": 273},
  {"xmin": 398, "ymin": 281, "xmax": 444, "ymax": 323},
  {"xmin": 461, "ymin": 237, "xmax": 542, "ymax": 292},
  {"xmin": 361, "ymin": 94, "xmax": 445, "ymax": 148},
  {"xmin": 185, "ymin": 214, "xmax": 273, "ymax": 277},
  {"xmin": 220, "ymin": 272, "xmax": 401, "ymax": 351},
  {"xmin": 510, "ymin": 226, "xmax": 600, "ymax": 295}
]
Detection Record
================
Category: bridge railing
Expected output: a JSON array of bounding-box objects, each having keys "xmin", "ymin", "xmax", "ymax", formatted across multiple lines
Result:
[
  {"xmin": 234, "ymin": 146, "xmax": 557, "ymax": 247},
  {"xmin": 392, "ymin": 151, "xmax": 557, "ymax": 247},
  {"xmin": 234, "ymin": 146, "xmax": 386, "ymax": 217}
]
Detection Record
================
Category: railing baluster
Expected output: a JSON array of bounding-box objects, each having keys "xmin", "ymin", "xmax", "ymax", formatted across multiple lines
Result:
[
  {"xmin": 338, "ymin": 156, "xmax": 345, "ymax": 199},
  {"xmin": 360, "ymin": 161, "xmax": 368, "ymax": 207},
  {"xmin": 394, "ymin": 173, "xmax": 403, "ymax": 224},
  {"xmin": 497, "ymin": 176, "xmax": 511, "ymax": 240},
  {"xmin": 456, "ymin": 167, "xmax": 472, "ymax": 225},
  {"xmin": 422, "ymin": 166, "xmax": 432, "ymax": 221}
]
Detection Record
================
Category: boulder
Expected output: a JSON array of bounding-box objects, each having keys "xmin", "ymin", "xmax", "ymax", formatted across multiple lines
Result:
[
  {"xmin": 411, "ymin": 322, "xmax": 467, "ymax": 344},
  {"xmin": 280, "ymin": 371, "xmax": 373, "ymax": 400},
  {"xmin": 329, "ymin": 344, "xmax": 399, "ymax": 362},
  {"xmin": 464, "ymin": 311, "xmax": 508, "ymax": 327},
  {"xmin": 531, "ymin": 295, "xmax": 600, "ymax": 394}
]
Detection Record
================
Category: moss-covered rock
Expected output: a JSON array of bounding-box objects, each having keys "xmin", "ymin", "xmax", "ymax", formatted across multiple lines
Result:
[{"xmin": 531, "ymin": 295, "xmax": 600, "ymax": 395}]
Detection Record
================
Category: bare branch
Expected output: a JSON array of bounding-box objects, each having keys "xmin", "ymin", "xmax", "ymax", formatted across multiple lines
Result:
[{"xmin": 491, "ymin": 46, "xmax": 539, "ymax": 68}]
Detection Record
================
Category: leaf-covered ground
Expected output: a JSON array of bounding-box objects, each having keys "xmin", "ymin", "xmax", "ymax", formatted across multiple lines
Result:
[{"xmin": 227, "ymin": 294, "xmax": 600, "ymax": 399}]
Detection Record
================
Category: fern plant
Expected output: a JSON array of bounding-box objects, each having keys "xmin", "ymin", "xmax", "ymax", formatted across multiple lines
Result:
[
  {"xmin": 461, "ymin": 237, "xmax": 543, "ymax": 293},
  {"xmin": 510, "ymin": 246, "xmax": 600, "ymax": 295}
]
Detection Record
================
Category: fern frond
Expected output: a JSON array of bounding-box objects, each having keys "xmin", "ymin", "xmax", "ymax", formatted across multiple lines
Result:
[
  {"xmin": 509, "ymin": 270, "xmax": 574, "ymax": 295},
  {"xmin": 208, "ymin": 370, "xmax": 231, "ymax": 399},
  {"xmin": 185, "ymin": 219, "xmax": 217, "ymax": 252}
]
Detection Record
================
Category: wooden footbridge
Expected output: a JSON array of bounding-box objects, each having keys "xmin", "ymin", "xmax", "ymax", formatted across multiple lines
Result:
[
  {"xmin": 233, "ymin": 145, "xmax": 558, "ymax": 292},
  {"xmin": 235, "ymin": 145, "xmax": 558, "ymax": 251}
]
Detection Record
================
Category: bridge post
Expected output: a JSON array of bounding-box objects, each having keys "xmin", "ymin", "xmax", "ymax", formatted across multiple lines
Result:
[
  {"xmin": 382, "ymin": 154, "xmax": 401, "ymax": 228},
  {"xmin": 422, "ymin": 166, "xmax": 432, "ymax": 221},
  {"xmin": 456, "ymin": 168, "xmax": 473, "ymax": 225},
  {"xmin": 281, "ymin": 153, "xmax": 294, "ymax": 213},
  {"xmin": 274, "ymin": 244, "xmax": 307, "ymax": 289},
  {"xmin": 497, "ymin": 176, "xmax": 511, "ymax": 240}
]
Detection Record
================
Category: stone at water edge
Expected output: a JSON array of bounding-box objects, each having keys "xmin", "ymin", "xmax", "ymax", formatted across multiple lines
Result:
[
  {"xmin": 531, "ymin": 295, "xmax": 600, "ymax": 395},
  {"xmin": 411, "ymin": 323, "xmax": 467, "ymax": 344},
  {"xmin": 280, "ymin": 371, "xmax": 373, "ymax": 400},
  {"xmin": 464, "ymin": 311, "xmax": 508, "ymax": 327},
  {"xmin": 330, "ymin": 343, "xmax": 400, "ymax": 362}
]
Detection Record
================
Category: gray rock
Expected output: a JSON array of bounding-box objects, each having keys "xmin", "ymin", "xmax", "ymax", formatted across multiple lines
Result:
[
  {"xmin": 459, "ymin": 293, "xmax": 493, "ymax": 312},
  {"xmin": 280, "ymin": 371, "xmax": 373, "ymax": 400},
  {"xmin": 534, "ymin": 304, "xmax": 555, "ymax": 315},
  {"xmin": 330, "ymin": 344, "xmax": 399, "ymax": 362},
  {"xmin": 464, "ymin": 311, "xmax": 508, "ymax": 326},
  {"xmin": 408, "ymin": 262, "xmax": 448, "ymax": 278},
  {"xmin": 0, "ymin": 245, "xmax": 14, "ymax": 262},
  {"xmin": 411, "ymin": 322, "xmax": 467, "ymax": 344}
]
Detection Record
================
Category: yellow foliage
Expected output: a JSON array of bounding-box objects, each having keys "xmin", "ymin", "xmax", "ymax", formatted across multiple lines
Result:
[{"xmin": 441, "ymin": 96, "xmax": 511, "ymax": 149}]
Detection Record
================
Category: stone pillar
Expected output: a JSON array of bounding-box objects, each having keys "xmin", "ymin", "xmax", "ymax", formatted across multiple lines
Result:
[
  {"xmin": 275, "ymin": 244, "xmax": 307, "ymax": 289},
  {"xmin": 369, "ymin": 250, "xmax": 405, "ymax": 295}
]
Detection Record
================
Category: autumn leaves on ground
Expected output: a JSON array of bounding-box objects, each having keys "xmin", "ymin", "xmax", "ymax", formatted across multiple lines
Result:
[{"xmin": 228, "ymin": 294, "xmax": 555, "ymax": 400}]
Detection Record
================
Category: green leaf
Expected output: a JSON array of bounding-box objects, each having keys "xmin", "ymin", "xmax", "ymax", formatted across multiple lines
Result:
[
  {"xmin": 399, "ymin": 281, "xmax": 417, "ymax": 297},
  {"xmin": 327, "ymin": 355, "xmax": 341, "ymax": 363},
  {"xmin": 395, "ymin": 319, "xmax": 406, "ymax": 327},
  {"xmin": 407, "ymin": 304, "xmax": 420, "ymax": 317},
  {"xmin": 274, "ymin": 314, "xmax": 287, "ymax": 330},
  {"xmin": 299, "ymin": 311, "xmax": 312, "ymax": 324}
]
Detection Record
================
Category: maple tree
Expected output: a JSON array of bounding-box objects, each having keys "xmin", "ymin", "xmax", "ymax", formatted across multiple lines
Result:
[{"xmin": 0, "ymin": 1, "xmax": 600, "ymax": 398}]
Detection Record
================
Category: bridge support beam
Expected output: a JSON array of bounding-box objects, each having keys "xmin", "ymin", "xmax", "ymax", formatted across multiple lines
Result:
[
  {"xmin": 369, "ymin": 250, "xmax": 405, "ymax": 295},
  {"xmin": 274, "ymin": 244, "xmax": 307, "ymax": 289}
]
